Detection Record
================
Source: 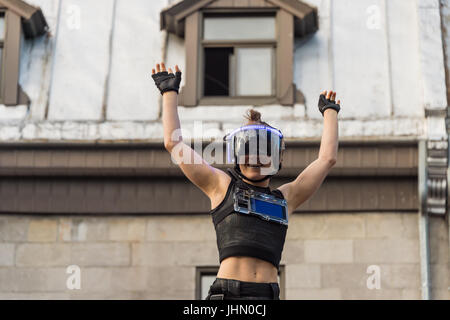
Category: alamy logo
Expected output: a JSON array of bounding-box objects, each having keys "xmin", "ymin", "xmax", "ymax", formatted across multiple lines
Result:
[
  {"xmin": 66, "ymin": 265, "xmax": 81, "ymax": 290},
  {"xmin": 66, "ymin": 5, "xmax": 81, "ymax": 30},
  {"xmin": 366, "ymin": 5, "xmax": 381, "ymax": 30},
  {"xmin": 366, "ymin": 265, "xmax": 381, "ymax": 290}
]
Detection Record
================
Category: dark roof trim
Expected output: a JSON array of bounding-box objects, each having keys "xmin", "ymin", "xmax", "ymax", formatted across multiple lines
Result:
[
  {"xmin": 0, "ymin": 176, "xmax": 418, "ymax": 215},
  {"xmin": 161, "ymin": 0, "xmax": 318, "ymax": 38},
  {"xmin": 0, "ymin": 140, "xmax": 418, "ymax": 178},
  {"xmin": 0, "ymin": 0, "xmax": 48, "ymax": 38},
  {"xmin": 0, "ymin": 141, "xmax": 419, "ymax": 214}
]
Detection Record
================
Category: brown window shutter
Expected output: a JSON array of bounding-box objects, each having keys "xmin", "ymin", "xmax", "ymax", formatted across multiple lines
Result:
[
  {"xmin": 276, "ymin": 9, "xmax": 294, "ymax": 106},
  {"xmin": 182, "ymin": 11, "xmax": 200, "ymax": 107},
  {"xmin": 2, "ymin": 10, "xmax": 21, "ymax": 106}
]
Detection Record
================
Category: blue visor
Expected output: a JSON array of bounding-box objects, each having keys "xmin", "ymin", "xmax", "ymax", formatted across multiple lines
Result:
[{"xmin": 224, "ymin": 125, "xmax": 284, "ymax": 175}]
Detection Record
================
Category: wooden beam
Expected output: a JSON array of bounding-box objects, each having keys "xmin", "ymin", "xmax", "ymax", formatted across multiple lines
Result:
[
  {"xmin": 276, "ymin": 9, "xmax": 294, "ymax": 105},
  {"xmin": 183, "ymin": 11, "xmax": 201, "ymax": 106},
  {"xmin": 0, "ymin": 0, "xmax": 37, "ymax": 19},
  {"xmin": 174, "ymin": 0, "xmax": 216, "ymax": 22},
  {"xmin": 267, "ymin": 0, "xmax": 313, "ymax": 19},
  {"xmin": 2, "ymin": 10, "xmax": 20, "ymax": 105}
]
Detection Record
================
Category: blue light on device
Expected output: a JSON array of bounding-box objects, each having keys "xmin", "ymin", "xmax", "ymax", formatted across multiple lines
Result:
[
  {"xmin": 251, "ymin": 198, "xmax": 285, "ymax": 219},
  {"xmin": 233, "ymin": 187, "xmax": 288, "ymax": 226}
]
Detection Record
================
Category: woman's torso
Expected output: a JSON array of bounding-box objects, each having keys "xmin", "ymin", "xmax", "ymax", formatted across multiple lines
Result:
[{"xmin": 209, "ymin": 170, "xmax": 285, "ymax": 283}]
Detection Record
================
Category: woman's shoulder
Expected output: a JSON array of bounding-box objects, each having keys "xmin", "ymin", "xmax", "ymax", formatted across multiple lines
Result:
[{"xmin": 209, "ymin": 168, "xmax": 234, "ymax": 212}]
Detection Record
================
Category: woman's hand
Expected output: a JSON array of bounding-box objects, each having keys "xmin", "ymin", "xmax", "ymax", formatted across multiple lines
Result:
[
  {"xmin": 151, "ymin": 62, "xmax": 182, "ymax": 95},
  {"xmin": 318, "ymin": 90, "xmax": 341, "ymax": 116}
]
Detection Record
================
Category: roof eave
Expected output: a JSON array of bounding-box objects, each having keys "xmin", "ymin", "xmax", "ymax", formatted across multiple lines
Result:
[
  {"xmin": 161, "ymin": 0, "xmax": 319, "ymax": 39},
  {"xmin": 0, "ymin": 0, "xmax": 48, "ymax": 38}
]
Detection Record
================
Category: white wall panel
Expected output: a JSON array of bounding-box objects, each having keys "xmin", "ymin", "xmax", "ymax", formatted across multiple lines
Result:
[
  {"xmin": 387, "ymin": 0, "xmax": 423, "ymax": 116},
  {"xmin": 47, "ymin": 0, "xmax": 114, "ymax": 120},
  {"xmin": 417, "ymin": 0, "xmax": 447, "ymax": 110},
  {"xmin": 332, "ymin": 0, "xmax": 391, "ymax": 118},
  {"xmin": 106, "ymin": 0, "xmax": 169, "ymax": 121},
  {"xmin": 19, "ymin": 0, "xmax": 60, "ymax": 121},
  {"xmin": 294, "ymin": 0, "xmax": 332, "ymax": 119}
]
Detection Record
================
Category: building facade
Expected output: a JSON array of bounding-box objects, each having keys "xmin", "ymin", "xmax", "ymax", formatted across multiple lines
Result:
[{"xmin": 0, "ymin": 0, "xmax": 448, "ymax": 299}]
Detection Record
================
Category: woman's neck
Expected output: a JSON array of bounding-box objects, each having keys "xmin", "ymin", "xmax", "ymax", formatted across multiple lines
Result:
[{"xmin": 242, "ymin": 178, "xmax": 270, "ymax": 188}]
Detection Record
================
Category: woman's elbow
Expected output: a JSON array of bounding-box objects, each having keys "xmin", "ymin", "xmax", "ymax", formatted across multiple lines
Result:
[
  {"xmin": 328, "ymin": 157, "xmax": 337, "ymax": 167},
  {"xmin": 320, "ymin": 157, "xmax": 337, "ymax": 168},
  {"xmin": 164, "ymin": 141, "xmax": 177, "ymax": 153},
  {"xmin": 164, "ymin": 141, "xmax": 172, "ymax": 152}
]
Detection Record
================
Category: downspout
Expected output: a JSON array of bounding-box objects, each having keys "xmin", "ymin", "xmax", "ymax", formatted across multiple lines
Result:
[
  {"xmin": 417, "ymin": 0, "xmax": 450, "ymax": 300},
  {"xmin": 418, "ymin": 140, "xmax": 431, "ymax": 300},
  {"xmin": 440, "ymin": 0, "xmax": 450, "ymax": 296}
]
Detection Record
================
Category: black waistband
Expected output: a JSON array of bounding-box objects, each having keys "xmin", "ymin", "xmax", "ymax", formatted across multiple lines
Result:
[{"xmin": 209, "ymin": 278, "xmax": 279, "ymax": 299}]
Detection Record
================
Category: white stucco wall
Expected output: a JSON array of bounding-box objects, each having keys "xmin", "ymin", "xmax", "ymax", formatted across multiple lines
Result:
[
  {"xmin": 106, "ymin": 0, "xmax": 168, "ymax": 121},
  {"xmin": 0, "ymin": 0, "xmax": 447, "ymax": 141},
  {"xmin": 442, "ymin": 0, "xmax": 450, "ymax": 100}
]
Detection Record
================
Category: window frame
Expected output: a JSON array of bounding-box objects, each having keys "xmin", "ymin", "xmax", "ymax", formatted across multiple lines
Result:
[
  {"xmin": 202, "ymin": 43, "xmax": 277, "ymax": 101},
  {"xmin": 0, "ymin": 9, "xmax": 5, "ymax": 98},
  {"xmin": 195, "ymin": 265, "xmax": 286, "ymax": 300},
  {"xmin": 0, "ymin": 1, "xmax": 48, "ymax": 107},
  {"xmin": 201, "ymin": 12, "xmax": 277, "ymax": 100},
  {"xmin": 0, "ymin": 8, "xmax": 21, "ymax": 106},
  {"xmin": 179, "ymin": 7, "xmax": 295, "ymax": 107}
]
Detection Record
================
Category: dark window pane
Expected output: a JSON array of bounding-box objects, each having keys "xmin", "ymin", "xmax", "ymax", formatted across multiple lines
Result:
[
  {"xmin": 204, "ymin": 47, "xmax": 233, "ymax": 96},
  {"xmin": 0, "ymin": 13, "xmax": 4, "ymax": 42},
  {"xmin": 0, "ymin": 47, "xmax": 3, "ymax": 96}
]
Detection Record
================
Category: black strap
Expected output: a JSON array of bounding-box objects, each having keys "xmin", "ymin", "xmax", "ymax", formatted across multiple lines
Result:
[
  {"xmin": 208, "ymin": 278, "xmax": 278, "ymax": 299},
  {"xmin": 271, "ymin": 189, "xmax": 285, "ymax": 200},
  {"xmin": 226, "ymin": 168, "xmax": 239, "ymax": 182},
  {"xmin": 228, "ymin": 167, "xmax": 270, "ymax": 190},
  {"xmin": 226, "ymin": 168, "xmax": 253, "ymax": 192},
  {"xmin": 229, "ymin": 168, "xmax": 284, "ymax": 200},
  {"xmin": 234, "ymin": 165, "xmax": 272, "ymax": 182},
  {"xmin": 211, "ymin": 170, "xmax": 236, "ymax": 227},
  {"xmin": 270, "ymin": 283, "xmax": 280, "ymax": 300}
]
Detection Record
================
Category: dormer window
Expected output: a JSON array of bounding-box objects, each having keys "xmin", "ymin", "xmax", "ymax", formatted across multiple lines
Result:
[
  {"xmin": 161, "ymin": 0, "xmax": 318, "ymax": 107},
  {"xmin": 0, "ymin": 0, "xmax": 48, "ymax": 106},
  {"xmin": 0, "ymin": 11, "xmax": 5, "ymax": 93},
  {"xmin": 203, "ymin": 14, "xmax": 276, "ymax": 98}
]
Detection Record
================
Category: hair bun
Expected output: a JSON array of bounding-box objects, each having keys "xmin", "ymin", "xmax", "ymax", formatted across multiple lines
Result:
[{"xmin": 245, "ymin": 109, "xmax": 262, "ymax": 123}]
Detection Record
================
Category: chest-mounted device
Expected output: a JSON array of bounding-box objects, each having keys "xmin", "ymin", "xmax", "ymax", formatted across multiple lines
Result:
[{"xmin": 233, "ymin": 186, "xmax": 288, "ymax": 226}]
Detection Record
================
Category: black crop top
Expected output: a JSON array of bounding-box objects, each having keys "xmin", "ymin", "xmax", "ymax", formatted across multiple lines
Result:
[{"xmin": 210, "ymin": 168, "xmax": 288, "ymax": 270}]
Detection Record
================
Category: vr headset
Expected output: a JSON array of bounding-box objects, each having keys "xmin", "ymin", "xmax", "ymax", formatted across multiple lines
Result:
[{"xmin": 224, "ymin": 124, "xmax": 285, "ymax": 176}]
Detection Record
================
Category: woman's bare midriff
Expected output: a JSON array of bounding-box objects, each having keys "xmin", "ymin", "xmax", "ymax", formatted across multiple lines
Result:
[{"xmin": 216, "ymin": 256, "xmax": 278, "ymax": 283}]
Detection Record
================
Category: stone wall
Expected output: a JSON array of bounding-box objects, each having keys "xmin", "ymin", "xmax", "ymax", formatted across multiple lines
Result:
[{"xmin": 0, "ymin": 213, "xmax": 447, "ymax": 299}]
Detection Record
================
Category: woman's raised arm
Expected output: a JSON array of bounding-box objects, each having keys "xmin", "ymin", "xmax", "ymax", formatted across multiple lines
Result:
[
  {"xmin": 277, "ymin": 90, "xmax": 340, "ymax": 215},
  {"xmin": 151, "ymin": 62, "xmax": 230, "ymax": 201}
]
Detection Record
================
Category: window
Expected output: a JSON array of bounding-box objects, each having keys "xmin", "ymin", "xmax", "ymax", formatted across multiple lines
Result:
[
  {"xmin": 0, "ymin": 10, "xmax": 5, "ymax": 97},
  {"xmin": 0, "ymin": 1, "xmax": 48, "ymax": 106},
  {"xmin": 196, "ymin": 267, "xmax": 218, "ymax": 300},
  {"xmin": 199, "ymin": 12, "xmax": 278, "ymax": 105},
  {"xmin": 202, "ymin": 14, "xmax": 276, "ymax": 98},
  {"xmin": 161, "ymin": 0, "xmax": 318, "ymax": 107},
  {"xmin": 196, "ymin": 265, "xmax": 285, "ymax": 300}
]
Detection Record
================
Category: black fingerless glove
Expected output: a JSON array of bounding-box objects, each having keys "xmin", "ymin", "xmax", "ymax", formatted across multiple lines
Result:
[
  {"xmin": 318, "ymin": 94, "xmax": 340, "ymax": 116},
  {"xmin": 151, "ymin": 71, "xmax": 182, "ymax": 95}
]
